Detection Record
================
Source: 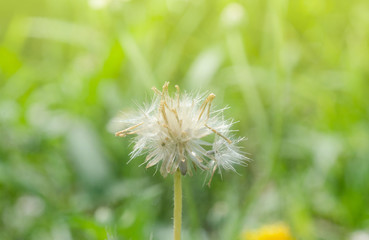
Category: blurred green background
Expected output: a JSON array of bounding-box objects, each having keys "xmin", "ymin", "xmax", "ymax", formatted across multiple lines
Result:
[{"xmin": 1, "ymin": 0, "xmax": 369, "ymax": 239}]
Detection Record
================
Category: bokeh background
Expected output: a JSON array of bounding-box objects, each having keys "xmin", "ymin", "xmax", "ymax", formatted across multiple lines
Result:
[{"xmin": 1, "ymin": 0, "xmax": 369, "ymax": 239}]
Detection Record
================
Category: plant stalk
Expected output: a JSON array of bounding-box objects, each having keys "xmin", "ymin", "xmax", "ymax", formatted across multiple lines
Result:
[{"xmin": 174, "ymin": 170, "xmax": 182, "ymax": 240}]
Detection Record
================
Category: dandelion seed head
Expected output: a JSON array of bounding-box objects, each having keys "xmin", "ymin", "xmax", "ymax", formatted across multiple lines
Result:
[{"xmin": 113, "ymin": 82, "xmax": 247, "ymax": 184}]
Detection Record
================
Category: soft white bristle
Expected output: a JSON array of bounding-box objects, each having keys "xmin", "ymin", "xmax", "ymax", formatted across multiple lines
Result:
[{"xmin": 113, "ymin": 82, "xmax": 247, "ymax": 184}]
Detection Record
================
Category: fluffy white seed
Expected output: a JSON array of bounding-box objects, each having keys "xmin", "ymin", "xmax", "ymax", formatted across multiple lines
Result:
[{"xmin": 113, "ymin": 82, "xmax": 248, "ymax": 185}]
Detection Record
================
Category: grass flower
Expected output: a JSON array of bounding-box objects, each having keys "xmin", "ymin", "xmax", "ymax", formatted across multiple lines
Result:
[
  {"xmin": 114, "ymin": 82, "xmax": 247, "ymax": 184},
  {"xmin": 113, "ymin": 82, "xmax": 247, "ymax": 239}
]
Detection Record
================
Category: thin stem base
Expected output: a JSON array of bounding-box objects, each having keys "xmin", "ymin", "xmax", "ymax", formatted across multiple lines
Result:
[{"xmin": 174, "ymin": 170, "xmax": 182, "ymax": 240}]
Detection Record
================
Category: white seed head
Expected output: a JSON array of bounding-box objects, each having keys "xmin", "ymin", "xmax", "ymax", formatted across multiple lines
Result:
[{"xmin": 113, "ymin": 82, "xmax": 248, "ymax": 185}]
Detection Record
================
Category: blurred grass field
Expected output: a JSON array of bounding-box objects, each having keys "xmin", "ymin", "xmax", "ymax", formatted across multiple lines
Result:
[{"xmin": 1, "ymin": 0, "xmax": 369, "ymax": 239}]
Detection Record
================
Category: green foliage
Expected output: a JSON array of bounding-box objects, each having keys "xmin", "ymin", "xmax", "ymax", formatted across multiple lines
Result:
[{"xmin": 1, "ymin": 0, "xmax": 369, "ymax": 239}]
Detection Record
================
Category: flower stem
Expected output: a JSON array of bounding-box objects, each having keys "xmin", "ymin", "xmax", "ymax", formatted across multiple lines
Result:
[{"xmin": 174, "ymin": 170, "xmax": 182, "ymax": 240}]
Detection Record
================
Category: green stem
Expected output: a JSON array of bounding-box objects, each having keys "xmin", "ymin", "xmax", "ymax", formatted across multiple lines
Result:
[{"xmin": 174, "ymin": 170, "xmax": 182, "ymax": 240}]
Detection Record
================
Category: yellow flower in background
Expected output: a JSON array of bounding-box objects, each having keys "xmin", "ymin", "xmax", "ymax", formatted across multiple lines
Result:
[{"xmin": 242, "ymin": 223, "xmax": 294, "ymax": 240}]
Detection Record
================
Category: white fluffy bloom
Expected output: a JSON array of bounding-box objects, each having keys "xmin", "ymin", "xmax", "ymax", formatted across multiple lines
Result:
[{"xmin": 113, "ymin": 82, "xmax": 247, "ymax": 185}]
